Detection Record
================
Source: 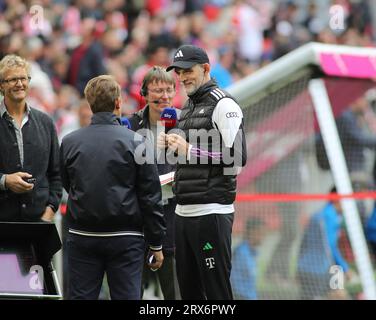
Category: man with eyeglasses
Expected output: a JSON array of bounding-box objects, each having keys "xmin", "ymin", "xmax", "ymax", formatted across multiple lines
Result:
[
  {"xmin": 129, "ymin": 66, "xmax": 181, "ymax": 299},
  {"xmin": 0, "ymin": 54, "xmax": 62, "ymax": 222}
]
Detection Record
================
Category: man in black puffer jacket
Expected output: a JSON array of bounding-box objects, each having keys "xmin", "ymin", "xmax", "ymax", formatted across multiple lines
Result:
[{"xmin": 165, "ymin": 45, "xmax": 247, "ymax": 300}]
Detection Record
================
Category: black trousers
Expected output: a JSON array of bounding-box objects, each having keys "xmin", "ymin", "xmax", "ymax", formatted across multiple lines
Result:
[
  {"xmin": 142, "ymin": 200, "xmax": 180, "ymax": 299},
  {"xmin": 67, "ymin": 233, "xmax": 145, "ymax": 300},
  {"xmin": 175, "ymin": 213, "xmax": 234, "ymax": 300}
]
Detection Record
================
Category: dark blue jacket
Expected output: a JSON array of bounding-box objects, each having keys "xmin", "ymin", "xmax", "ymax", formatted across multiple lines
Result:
[
  {"xmin": 230, "ymin": 241, "xmax": 257, "ymax": 300},
  {"xmin": 60, "ymin": 112, "xmax": 165, "ymax": 249},
  {"xmin": 68, "ymin": 41, "xmax": 106, "ymax": 96},
  {"xmin": 297, "ymin": 203, "xmax": 349, "ymax": 275},
  {"xmin": 366, "ymin": 204, "xmax": 376, "ymax": 243},
  {"xmin": 337, "ymin": 109, "xmax": 376, "ymax": 172}
]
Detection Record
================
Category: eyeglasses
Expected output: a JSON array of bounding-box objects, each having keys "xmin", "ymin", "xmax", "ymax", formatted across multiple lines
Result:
[
  {"xmin": 148, "ymin": 88, "xmax": 175, "ymax": 95},
  {"xmin": 1, "ymin": 76, "xmax": 31, "ymax": 86}
]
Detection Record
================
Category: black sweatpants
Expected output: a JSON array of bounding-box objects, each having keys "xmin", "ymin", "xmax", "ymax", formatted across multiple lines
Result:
[{"xmin": 175, "ymin": 213, "xmax": 234, "ymax": 300}]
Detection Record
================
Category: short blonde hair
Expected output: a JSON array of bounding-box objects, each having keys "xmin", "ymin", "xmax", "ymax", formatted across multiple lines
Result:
[
  {"xmin": 0, "ymin": 54, "xmax": 30, "ymax": 80},
  {"xmin": 141, "ymin": 66, "xmax": 175, "ymax": 96},
  {"xmin": 84, "ymin": 75, "xmax": 121, "ymax": 113}
]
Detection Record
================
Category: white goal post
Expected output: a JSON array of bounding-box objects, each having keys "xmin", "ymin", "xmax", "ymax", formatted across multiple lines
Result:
[{"xmin": 228, "ymin": 42, "xmax": 376, "ymax": 300}]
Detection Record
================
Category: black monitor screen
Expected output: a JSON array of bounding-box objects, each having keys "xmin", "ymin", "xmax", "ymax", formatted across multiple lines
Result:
[{"xmin": 0, "ymin": 242, "xmax": 44, "ymax": 295}]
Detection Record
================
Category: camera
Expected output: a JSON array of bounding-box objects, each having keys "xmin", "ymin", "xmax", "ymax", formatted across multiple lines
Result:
[{"xmin": 23, "ymin": 177, "xmax": 36, "ymax": 184}]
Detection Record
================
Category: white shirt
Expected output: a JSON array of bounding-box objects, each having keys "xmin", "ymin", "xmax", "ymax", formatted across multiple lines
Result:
[{"xmin": 175, "ymin": 97, "xmax": 243, "ymax": 217}]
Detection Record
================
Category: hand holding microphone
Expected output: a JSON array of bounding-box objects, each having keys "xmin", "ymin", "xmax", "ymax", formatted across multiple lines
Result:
[{"xmin": 167, "ymin": 133, "xmax": 189, "ymax": 156}]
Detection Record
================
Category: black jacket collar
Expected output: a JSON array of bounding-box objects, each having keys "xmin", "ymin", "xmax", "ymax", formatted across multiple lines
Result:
[
  {"xmin": 91, "ymin": 112, "xmax": 121, "ymax": 125},
  {"xmin": 135, "ymin": 105, "xmax": 150, "ymax": 128},
  {"xmin": 188, "ymin": 79, "xmax": 218, "ymax": 102}
]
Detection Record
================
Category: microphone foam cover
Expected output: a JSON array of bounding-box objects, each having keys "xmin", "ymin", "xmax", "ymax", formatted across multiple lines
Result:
[
  {"xmin": 120, "ymin": 117, "xmax": 132, "ymax": 129},
  {"xmin": 160, "ymin": 107, "xmax": 177, "ymax": 128}
]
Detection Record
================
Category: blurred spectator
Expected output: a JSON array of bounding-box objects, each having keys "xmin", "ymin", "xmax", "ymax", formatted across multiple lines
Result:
[
  {"xmin": 50, "ymin": 53, "xmax": 70, "ymax": 92},
  {"xmin": 231, "ymin": 217, "xmax": 267, "ymax": 300},
  {"xmin": 366, "ymin": 203, "xmax": 376, "ymax": 260},
  {"xmin": 336, "ymin": 95, "xmax": 376, "ymax": 176},
  {"xmin": 169, "ymin": 15, "xmax": 193, "ymax": 48},
  {"xmin": 0, "ymin": 0, "xmax": 373, "ymax": 123},
  {"xmin": 20, "ymin": 37, "xmax": 56, "ymax": 113},
  {"xmin": 67, "ymin": 17, "xmax": 107, "ymax": 96},
  {"xmin": 77, "ymin": 0, "xmax": 103, "ymax": 20},
  {"xmin": 55, "ymin": 87, "xmax": 82, "ymax": 139},
  {"xmin": 297, "ymin": 187, "xmax": 353, "ymax": 300},
  {"xmin": 315, "ymin": 27, "xmax": 338, "ymax": 44},
  {"xmin": 210, "ymin": 45, "xmax": 234, "ymax": 88},
  {"xmin": 316, "ymin": 95, "xmax": 376, "ymax": 224},
  {"xmin": 256, "ymin": 150, "xmax": 305, "ymax": 282},
  {"xmin": 303, "ymin": 2, "xmax": 324, "ymax": 36},
  {"xmin": 231, "ymin": 0, "xmax": 264, "ymax": 63},
  {"xmin": 350, "ymin": 171, "xmax": 375, "ymax": 225},
  {"xmin": 347, "ymin": 0, "xmax": 373, "ymax": 36},
  {"xmin": 101, "ymin": 28, "xmax": 126, "ymax": 59},
  {"xmin": 183, "ymin": 0, "xmax": 203, "ymax": 15},
  {"xmin": 62, "ymin": 4, "xmax": 82, "ymax": 38},
  {"xmin": 129, "ymin": 39, "xmax": 186, "ymax": 109}
]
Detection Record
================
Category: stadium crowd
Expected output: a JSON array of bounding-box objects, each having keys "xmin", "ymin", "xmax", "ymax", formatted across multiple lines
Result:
[{"xmin": 0, "ymin": 0, "xmax": 374, "ymax": 141}]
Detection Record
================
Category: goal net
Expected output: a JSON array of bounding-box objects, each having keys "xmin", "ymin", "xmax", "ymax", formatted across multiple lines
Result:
[{"xmin": 228, "ymin": 43, "xmax": 376, "ymax": 300}]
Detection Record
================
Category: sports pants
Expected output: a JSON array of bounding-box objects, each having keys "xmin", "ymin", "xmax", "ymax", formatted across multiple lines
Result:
[{"xmin": 175, "ymin": 213, "xmax": 234, "ymax": 300}]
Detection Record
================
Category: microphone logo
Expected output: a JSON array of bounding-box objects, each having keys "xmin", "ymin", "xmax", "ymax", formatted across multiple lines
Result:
[{"xmin": 160, "ymin": 107, "xmax": 177, "ymax": 129}]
